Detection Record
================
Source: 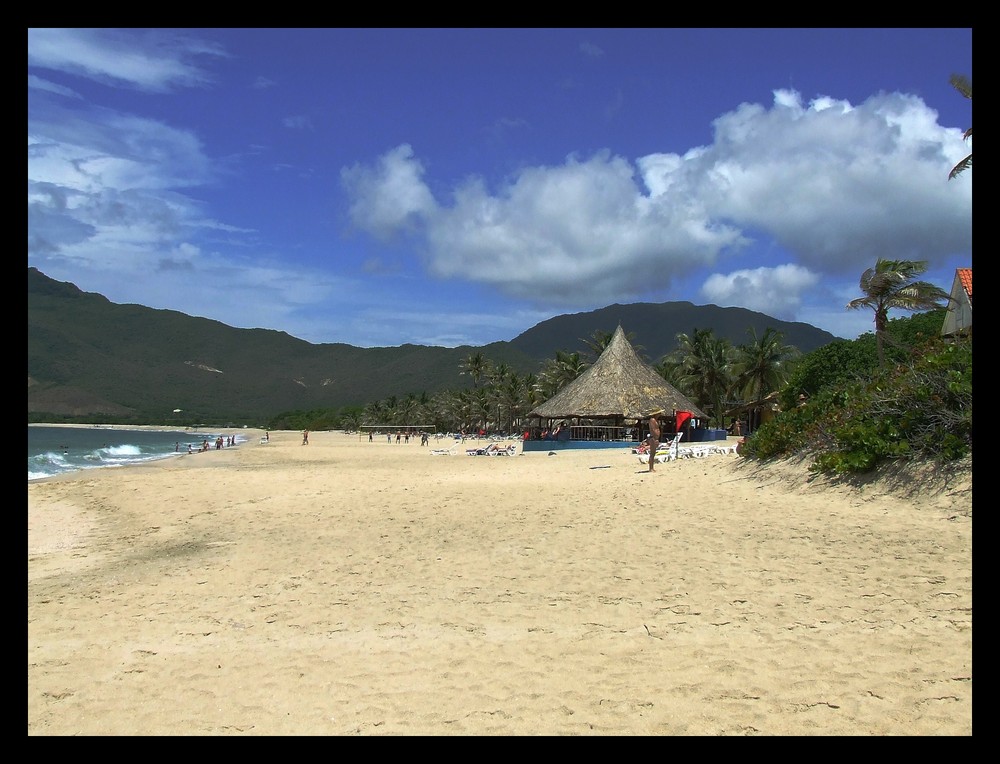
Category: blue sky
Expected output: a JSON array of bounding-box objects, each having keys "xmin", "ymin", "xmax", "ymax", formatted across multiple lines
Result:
[{"xmin": 28, "ymin": 28, "xmax": 972, "ymax": 349}]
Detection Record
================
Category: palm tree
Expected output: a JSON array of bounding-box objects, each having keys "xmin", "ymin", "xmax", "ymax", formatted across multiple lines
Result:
[
  {"xmin": 670, "ymin": 328, "xmax": 736, "ymax": 427},
  {"xmin": 487, "ymin": 361, "xmax": 512, "ymax": 388},
  {"xmin": 459, "ymin": 351, "xmax": 490, "ymax": 388},
  {"xmin": 652, "ymin": 355, "xmax": 685, "ymax": 388},
  {"xmin": 536, "ymin": 350, "xmax": 589, "ymax": 399},
  {"xmin": 581, "ymin": 329, "xmax": 614, "ymax": 359},
  {"xmin": 494, "ymin": 372, "xmax": 531, "ymax": 434},
  {"xmin": 398, "ymin": 392, "xmax": 419, "ymax": 426},
  {"xmin": 846, "ymin": 258, "xmax": 951, "ymax": 367},
  {"xmin": 362, "ymin": 399, "xmax": 385, "ymax": 428},
  {"xmin": 581, "ymin": 328, "xmax": 644, "ymax": 362},
  {"xmin": 948, "ymin": 74, "xmax": 972, "ymax": 181},
  {"xmin": 734, "ymin": 328, "xmax": 800, "ymax": 403}
]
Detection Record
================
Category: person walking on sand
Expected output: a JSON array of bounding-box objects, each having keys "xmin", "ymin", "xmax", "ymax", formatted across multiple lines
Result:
[
  {"xmin": 302, "ymin": 429, "xmax": 309, "ymax": 445},
  {"xmin": 646, "ymin": 412, "xmax": 661, "ymax": 473}
]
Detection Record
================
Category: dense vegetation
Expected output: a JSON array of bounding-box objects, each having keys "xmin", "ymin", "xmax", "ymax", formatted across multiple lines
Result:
[
  {"xmin": 741, "ymin": 310, "xmax": 972, "ymax": 474},
  {"xmin": 263, "ymin": 303, "xmax": 973, "ymax": 481}
]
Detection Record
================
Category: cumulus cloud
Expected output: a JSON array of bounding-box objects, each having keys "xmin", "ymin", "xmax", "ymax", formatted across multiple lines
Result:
[
  {"xmin": 343, "ymin": 89, "xmax": 970, "ymax": 317},
  {"xmin": 701, "ymin": 264, "xmax": 821, "ymax": 320},
  {"xmin": 27, "ymin": 26, "xmax": 971, "ymax": 349},
  {"xmin": 341, "ymin": 144, "xmax": 438, "ymax": 240},
  {"xmin": 677, "ymin": 89, "xmax": 972, "ymax": 273}
]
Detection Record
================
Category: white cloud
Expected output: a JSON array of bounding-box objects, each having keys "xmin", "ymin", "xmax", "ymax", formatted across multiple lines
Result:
[
  {"xmin": 700, "ymin": 264, "xmax": 820, "ymax": 320},
  {"xmin": 691, "ymin": 90, "xmax": 971, "ymax": 274},
  {"xmin": 341, "ymin": 144, "xmax": 438, "ymax": 240},
  {"xmin": 28, "ymin": 30, "xmax": 971, "ymax": 350},
  {"xmin": 344, "ymin": 89, "xmax": 970, "ymax": 321},
  {"xmin": 282, "ymin": 115, "xmax": 314, "ymax": 130},
  {"xmin": 27, "ymin": 28, "xmax": 226, "ymax": 92},
  {"xmin": 28, "ymin": 100, "xmax": 217, "ymax": 278},
  {"xmin": 28, "ymin": 74, "xmax": 81, "ymax": 99}
]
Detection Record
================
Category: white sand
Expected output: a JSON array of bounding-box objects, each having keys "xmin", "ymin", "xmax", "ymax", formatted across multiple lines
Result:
[{"xmin": 28, "ymin": 430, "xmax": 972, "ymax": 735}]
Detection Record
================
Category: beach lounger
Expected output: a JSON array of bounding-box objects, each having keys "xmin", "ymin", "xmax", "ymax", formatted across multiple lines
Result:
[
  {"xmin": 710, "ymin": 443, "xmax": 739, "ymax": 455},
  {"xmin": 467, "ymin": 443, "xmax": 516, "ymax": 456},
  {"xmin": 677, "ymin": 443, "xmax": 714, "ymax": 458},
  {"xmin": 635, "ymin": 433, "xmax": 682, "ymax": 465}
]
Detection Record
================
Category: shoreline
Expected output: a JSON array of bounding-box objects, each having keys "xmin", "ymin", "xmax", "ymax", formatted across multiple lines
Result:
[
  {"xmin": 28, "ymin": 422, "xmax": 246, "ymax": 431},
  {"xmin": 28, "ymin": 430, "xmax": 971, "ymax": 735}
]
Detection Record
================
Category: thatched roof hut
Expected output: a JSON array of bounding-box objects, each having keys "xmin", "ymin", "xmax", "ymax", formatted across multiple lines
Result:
[{"xmin": 528, "ymin": 325, "xmax": 707, "ymax": 423}]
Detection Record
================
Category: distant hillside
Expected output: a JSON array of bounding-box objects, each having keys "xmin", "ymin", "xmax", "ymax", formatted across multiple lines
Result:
[
  {"xmin": 28, "ymin": 268, "xmax": 837, "ymax": 423},
  {"xmin": 509, "ymin": 302, "xmax": 836, "ymax": 363}
]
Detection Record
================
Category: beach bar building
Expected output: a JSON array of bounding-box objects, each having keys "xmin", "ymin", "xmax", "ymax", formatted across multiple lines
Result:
[{"xmin": 524, "ymin": 325, "xmax": 708, "ymax": 452}]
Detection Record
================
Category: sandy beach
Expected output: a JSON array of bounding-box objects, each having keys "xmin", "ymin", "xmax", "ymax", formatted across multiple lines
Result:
[{"xmin": 27, "ymin": 430, "xmax": 972, "ymax": 736}]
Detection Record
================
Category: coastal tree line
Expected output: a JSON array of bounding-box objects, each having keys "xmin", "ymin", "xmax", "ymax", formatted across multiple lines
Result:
[
  {"xmin": 269, "ymin": 256, "xmax": 969, "ymax": 475},
  {"xmin": 272, "ymin": 258, "xmax": 952, "ymax": 437}
]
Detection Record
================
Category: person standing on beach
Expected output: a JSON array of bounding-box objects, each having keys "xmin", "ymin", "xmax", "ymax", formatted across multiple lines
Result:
[
  {"xmin": 302, "ymin": 429, "xmax": 309, "ymax": 445},
  {"xmin": 646, "ymin": 412, "xmax": 661, "ymax": 473}
]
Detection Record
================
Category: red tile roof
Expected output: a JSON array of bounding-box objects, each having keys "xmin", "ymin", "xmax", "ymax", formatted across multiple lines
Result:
[{"xmin": 957, "ymin": 268, "xmax": 972, "ymax": 303}]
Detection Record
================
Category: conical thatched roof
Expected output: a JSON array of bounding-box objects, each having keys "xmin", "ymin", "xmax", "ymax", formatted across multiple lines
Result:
[{"xmin": 528, "ymin": 325, "xmax": 707, "ymax": 421}]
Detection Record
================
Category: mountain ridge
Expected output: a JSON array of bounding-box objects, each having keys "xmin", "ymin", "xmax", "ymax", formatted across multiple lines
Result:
[{"xmin": 28, "ymin": 267, "xmax": 838, "ymax": 423}]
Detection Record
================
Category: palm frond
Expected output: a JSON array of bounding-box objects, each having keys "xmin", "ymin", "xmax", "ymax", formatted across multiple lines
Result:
[
  {"xmin": 949, "ymin": 154, "xmax": 972, "ymax": 181},
  {"xmin": 949, "ymin": 74, "xmax": 972, "ymax": 100}
]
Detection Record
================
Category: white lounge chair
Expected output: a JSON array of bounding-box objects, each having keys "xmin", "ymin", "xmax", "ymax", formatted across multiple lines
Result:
[
  {"xmin": 678, "ymin": 444, "xmax": 713, "ymax": 458},
  {"xmin": 468, "ymin": 443, "xmax": 517, "ymax": 456},
  {"xmin": 710, "ymin": 442, "xmax": 739, "ymax": 455},
  {"xmin": 635, "ymin": 433, "xmax": 683, "ymax": 464}
]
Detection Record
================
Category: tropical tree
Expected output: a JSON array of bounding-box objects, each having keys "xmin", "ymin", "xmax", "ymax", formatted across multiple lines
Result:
[
  {"xmin": 670, "ymin": 328, "xmax": 736, "ymax": 426},
  {"xmin": 469, "ymin": 386, "xmax": 492, "ymax": 432},
  {"xmin": 339, "ymin": 410, "xmax": 361, "ymax": 431},
  {"xmin": 733, "ymin": 328, "xmax": 800, "ymax": 403},
  {"xmin": 383, "ymin": 394, "xmax": 400, "ymax": 425},
  {"xmin": 431, "ymin": 389, "xmax": 466, "ymax": 432},
  {"xmin": 536, "ymin": 350, "xmax": 589, "ymax": 399},
  {"xmin": 580, "ymin": 329, "xmax": 614, "ymax": 360},
  {"xmin": 846, "ymin": 259, "xmax": 951, "ymax": 368},
  {"xmin": 653, "ymin": 355, "xmax": 685, "ymax": 389},
  {"xmin": 948, "ymin": 74, "xmax": 972, "ymax": 180},
  {"xmin": 487, "ymin": 361, "xmax": 512, "ymax": 389},
  {"xmin": 398, "ymin": 392, "xmax": 419, "ymax": 426},
  {"xmin": 459, "ymin": 351, "xmax": 490, "ymax": 388},
  {"xmin": 362, "ymin": 398, "xmax": 386, "ymax": 428},
  {"xmin": 494, "ymin": 372, "xmax": 532, "ymax": 434},
  {"xmin": 581, "ymin": 328, "xmax": 646, "ymax": 362}
]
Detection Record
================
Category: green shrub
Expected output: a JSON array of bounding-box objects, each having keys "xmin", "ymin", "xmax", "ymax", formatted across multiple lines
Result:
[{"xmin": 743, "ymin": 333, "xmax": 971, "ymax": 474}]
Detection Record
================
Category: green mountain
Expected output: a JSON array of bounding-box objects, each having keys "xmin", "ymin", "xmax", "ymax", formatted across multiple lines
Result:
[
  {"xmin": 508, "ymin": 302, "xmax": 836, "ymax": 363},
  {"xmin": 28, "ymin": 267, "xmax": 837, "ymax": 424}
]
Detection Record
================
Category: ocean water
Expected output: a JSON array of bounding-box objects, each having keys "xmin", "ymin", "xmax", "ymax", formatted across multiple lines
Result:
[{"xmin": 28, "ymin": 425, "xmax": 244, "ymax": 482}]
